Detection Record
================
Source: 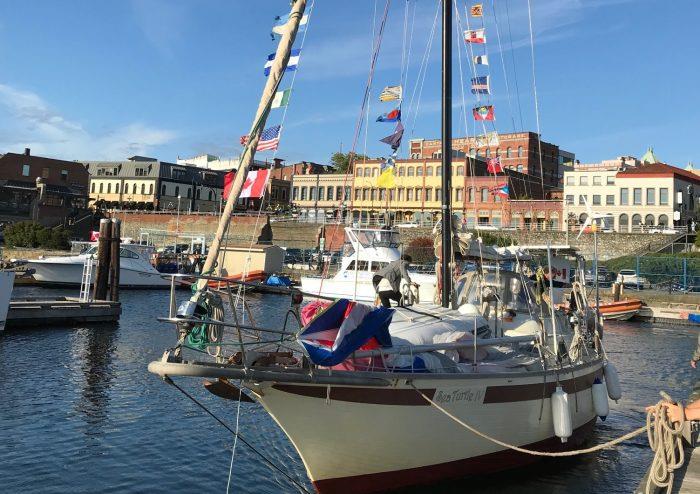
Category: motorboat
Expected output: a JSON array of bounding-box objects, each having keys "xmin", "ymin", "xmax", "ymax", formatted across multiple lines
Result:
[
  {"xmin": 596, "ymin": 299, "xmax": 643, "ymax": 321},
  {"xmin": 300, "ymin": 227, "xmax": 437, "ymax": 303},
  {"xmin": 26, "ymin": 243, "xmax": 170, "ymax": 288}
]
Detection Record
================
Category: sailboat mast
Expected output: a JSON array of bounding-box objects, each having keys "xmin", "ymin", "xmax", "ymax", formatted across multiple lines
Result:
[
  {"xmin": 441, "ymin": 0, "xmax": 452, "ymax": 308},
  {"xmin": 195, "ymin": 0, "xmax": 307, "ymax": 292}
]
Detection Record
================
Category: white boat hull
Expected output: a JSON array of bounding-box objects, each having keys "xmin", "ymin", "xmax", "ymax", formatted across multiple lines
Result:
[
  {"xmin": 301, "ymin": 273, "xmax": 437, "ymax": 304},
  {"xmin": 253, "ymin": 360, "xmax": 603, "ymax": 493},
  {"xmin": 27, "ymin": 259, "xmax": 169, "ymax": 288},
  {"xmin": 0, "ymin": 271, "xmax": 15, "ymax": 330}
]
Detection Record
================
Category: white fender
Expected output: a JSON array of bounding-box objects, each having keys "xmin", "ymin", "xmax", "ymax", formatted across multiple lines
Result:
[
  {"xmin": 592, "ymin": 377, "xmax": 609, "ymax": 420},
  {"xmin": 551, "ymin": 386, "xmax": 572, "ymax": 443},
  {"xmin": 603, "ymin": 362, "xmax": 622, "ymax": 402}
]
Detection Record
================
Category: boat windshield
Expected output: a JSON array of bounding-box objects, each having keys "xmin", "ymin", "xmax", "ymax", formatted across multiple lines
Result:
[
  {"xmin": 81, "ymin": 246, "xmax": 139, "ymax": 259},
  {"xmin": 455, "ymin": 271, "xmax": 533, "ymax": 312},
  {"xmin": 353, "ymin": 229, "xmax": 400, "ymax": 248}
]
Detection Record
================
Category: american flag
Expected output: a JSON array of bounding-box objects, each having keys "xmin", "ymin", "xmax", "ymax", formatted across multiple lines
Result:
[{"xmin": 240, "ymin": 125, "xmax": 281, "ymax": 151}]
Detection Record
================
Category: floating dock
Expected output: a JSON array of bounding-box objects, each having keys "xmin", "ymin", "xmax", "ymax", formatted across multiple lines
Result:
[{"xmin": 6, "ymin": 297, "xmax": 121, "ymax": 328}]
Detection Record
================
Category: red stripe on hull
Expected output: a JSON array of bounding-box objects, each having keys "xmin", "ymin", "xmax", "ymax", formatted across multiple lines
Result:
[{"xmin": 312, "ymin": 418, "xmax": 597, "ymax": 494}]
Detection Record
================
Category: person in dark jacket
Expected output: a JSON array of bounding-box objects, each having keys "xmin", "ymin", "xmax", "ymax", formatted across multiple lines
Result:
[{"xmin": 372, "ymin": 255, "xmax": 412, "ymax": 308}]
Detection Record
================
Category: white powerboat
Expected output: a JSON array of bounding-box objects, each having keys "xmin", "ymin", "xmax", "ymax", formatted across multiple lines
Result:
[
  {"xmin": 26, "ymin": 243, "xmax": 169, "ymax": 288},
  {"xmin": 301, "ymin": 227, "xmax": 437, "ymax": 303}
]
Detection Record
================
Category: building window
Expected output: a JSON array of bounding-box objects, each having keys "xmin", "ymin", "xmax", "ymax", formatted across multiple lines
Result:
[
  {"xmin": 416, "ymin": 166, "xmax": 423, "ymax": 176},
  {"xmin": 579, "ymin": 195, "xmax": 586, "ymax": 205},
  {"xmin": 645, "ymin": 214, "xmax": 655, "ymax": 226},
  {"xmin": 565, "ymin": 195, "xmax": 574, "ymax": 205},
  {"xmin": 149, "ymin": 184, "xmax": 153, "ymax": 195},
  {"xmin": 646, "ymin": 188, "xmax": 655, "ymax": 205},
  {"xmin": 456, "ymin": 165, "xmax": 464, "ymax": 176},
  {"xmin": 606, "ymin": 195, "xmax": 614, "ymax": 205},
  {"xmin": 172, "ymin": 185, "xmax": 178, "ymax": 197},
  {"xmin": 356, "ymin": 167, "xmax": 363, "ymax": 177},
  {"xmin": 517, "ymin": 146, "xmax": 523, "ymax": 157},
  {"xmin": 658, "ymin": 214, "xmax": 669, "ymax": 226},
  {"xmin": 425, "ymin": 188, "xmax": 432, "ymax": 201},
  {"xmin": 91, "ymin": 182, "xmax": 96, "ymax": 193},
  {"xmin": 371, "ymin": 189, "xmax": 378, "ymax": 201},
  {"xmin": 426, "ymin": 166, "xmax": 433, "ymax": 176},
  {"xmin": 415, "ymin": 188, "xmax": 422, "ymax": 201},
  {"xmin": 186, "ymin": 188, "xmax": 191, "ymax": 199},
  {"xmin": 619, "ymin": 214, "xmax": 629, "ymax": 233},
  {"xmin": 42, "ymin": 167, "xmax": 50, "ymax": 179},
  {"xmin": 60, "ymin": 170, "xmax": 68, "ymax": 181},
  {"xmin": 372, "ymin": 168, "xmax": 378, "ymax": 177},
  {"xmin": 326, "ymin": 186, "xmax": 333, "ymax": 200},
  {"xmin": 579, "ymin": 176, "xmax": 588, "ymax": 185},
  {"xmin": 379, "ymin": 189, "xmax": 386, "ymax": 201},
  {"xmin": 407, "ymin": 167, "xmax": 415, "ymax": 177},
  {"xmin": 397, "ymin": 188, "xmax": 404, "ymax": 201},
  {"xmin": 161, "ymin": 184, "xmax": 167, "ymax": 196},
  {"xmin": 22, "ymin": 164, "xmax": 30, "ymax": 176},
  {"xmin": 495, "ymin": 147, "xmax": 501, "ymax": 157},
  {"xmin": 354, "ymin": 189, "xmax": 360, "ymax": 201},
  {"xmin": 142, "ymin": 184, "xmax": 146, "ymax": 195},
  {"xmin": 99, "ymin": 183, "xmax": 104, "ymax": 193},
  {"xmin": 620, "ymin": 188, "xmax": 628, "ymax": 205},
  {"xmin": 566, "ymin": 176, "xmax": 574, "ymax": 185},
  {"xmin": 592, "ymin": 194, "xmax": 601, "ymax": 205},
  {"xmin": 300, "ymin": 187, "xmax": 307, "ymax": 200},
  {"xmin": 606, "ymin": 176, "xmax": 615, "ymax": 185},
  {"xmin": 467, "ymin": 188, "xmax": 474, "ymax": 202},
  {"xmin": 516, "ymin": 164, "xmax": 523, "ymax": 173},
  {"xmin": 480, "ymin": 188, "xmax": 488, "ymax": 202},
  {"xmin": 436, "ymin": 188, "xmax": 442, "ymax": 201},
  {"xmin": 196, "ymin": 189, "xmax": 201, "ymax": 199},
  {"xmin": 398, "ymin": 167, "xmax": 405, "ymax": 177},
  {"xmin": 318, "ymin": 187, "xmax": 324, "ymax": 200},
  {"xmin": 659, "ymin": 188, "xmax": 668, "ymax": 205},
  {"xmin": 437, "ymin": 166, "xmax": 442, "ymax": 176},
  {"xmin": 107, "ymin": 183, "xmax": 111, "ymax": 194},
  {"xmin": 456, "ymin": 188, "xmax": 463, "ymax": 201},
  {"xmin": 632, "ymin": 214, "xmax": 642, "ymax": 231},
  {"xmin": 132, "ymin": 183, "xmax": 137, "ymax": 194},
  {"xmin": 633, "ymin": 188, "xmax": 642, "ymax": 205},
  {"xmin": 506, "ymin": 147, "xmax": 512, "ymax": 158},
  {"xmin": 593, "ymin": 176, "xmax": 601, "ymax": 186},
  {"xmin": 115, "ymin": 183, "xmax": 120, "ymax": 193},
  {"xmin": 310, "ymin": 187, "xmax": 317, "ymax": 200},
  {"xmin": 208, "ymin": 190, "xmax": 213, "ymax": 201},
  {"xmin": 407, "ymin": 189, "xmax": 414, "ymax": 201},
  {"xmin": 364, "ymin": 168, "xmax": 371, "ymax": 177}
]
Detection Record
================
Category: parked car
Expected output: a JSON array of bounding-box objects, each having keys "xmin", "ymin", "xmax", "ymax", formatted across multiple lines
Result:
[
  {"xmin": 616, "ymin": 269, "xmax": 650, "ymax": 289},
  {"xmin": 584, "ymin": 267, "xmax": 613, "ymax": 286}
]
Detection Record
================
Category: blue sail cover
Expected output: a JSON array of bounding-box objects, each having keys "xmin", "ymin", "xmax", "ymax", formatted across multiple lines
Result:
[
  {"xmin": 689, "ymin": 313, "xmax": 700, "ymax": 324},
  {"xmin": 265, "ymin": 274, "xmax": 292, "ymax": 286},
  {"xmin": 299, "ymin": 299, "xmax": 394, "ymax": 367}
]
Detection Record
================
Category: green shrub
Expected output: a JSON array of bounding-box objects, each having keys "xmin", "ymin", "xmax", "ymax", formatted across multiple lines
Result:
[
  {"xmin": 405, "ymin": 236, "xmax": 435, "ymax": 265},
  {"xmin": 4, "ymin": 222, "xmax": 70, "ymax": 249}
]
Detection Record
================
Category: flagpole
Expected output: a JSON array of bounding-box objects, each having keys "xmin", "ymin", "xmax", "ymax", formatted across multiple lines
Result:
[
  {"xmin": 440, "ymin": 0, "xmax": 452, "ymax": 308},
  {"xmin": 194, "ymin": 0, "xmax": 307, "ymax": 293}
]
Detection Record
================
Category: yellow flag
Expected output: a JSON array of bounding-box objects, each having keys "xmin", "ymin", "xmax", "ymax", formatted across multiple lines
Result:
[
  {"xmin": 377, "ymin": 161, "xmax": 396, "ymax": 188},
  {"xmin": 470, "ymin": 4, "xmax": 483, "ymax": 17}
]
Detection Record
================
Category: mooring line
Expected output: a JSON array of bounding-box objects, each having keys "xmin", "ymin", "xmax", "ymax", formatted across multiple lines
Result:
[{"xmin": 164, "ymin": 377, "xmax": 312, "ymax": 494}]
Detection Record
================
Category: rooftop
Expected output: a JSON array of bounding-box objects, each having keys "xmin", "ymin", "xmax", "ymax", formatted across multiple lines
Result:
[{"xmin": 616, "ymin": 162, "xmax": 700, "ymax": 184}]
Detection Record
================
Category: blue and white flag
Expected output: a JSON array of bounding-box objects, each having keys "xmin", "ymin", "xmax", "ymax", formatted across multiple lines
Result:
[
  {"xmin": 264, "ymin": 48, "xmax": 301, "ymax": 76},
  {"xmin": 471, "ymin": 75, "xmax": 490, "ymax": 94},
  {"xmin": 473, "ymin": 55, "xmax": 489, "ymax": 66},
  {"xmin": 272, "ymin": 13, "xmax": 309, "ymax": 37}
]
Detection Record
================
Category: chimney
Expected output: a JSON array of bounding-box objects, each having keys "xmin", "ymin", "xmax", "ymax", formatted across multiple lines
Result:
[{"xmin": 24, "ymin": 148, "xmax": 30, "ymax": 156}]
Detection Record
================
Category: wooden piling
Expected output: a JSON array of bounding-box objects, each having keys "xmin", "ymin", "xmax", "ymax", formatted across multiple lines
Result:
[
  {"xmin": 92, "ymin": 218, "xmax": 111, "ymax": 301},
  {"xmin": 109, "ymin": 218, "xmax": 121, "ymax": 302}
]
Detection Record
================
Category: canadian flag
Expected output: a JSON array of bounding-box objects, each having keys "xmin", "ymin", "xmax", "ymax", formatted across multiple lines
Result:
[
  {"xmin": 240, "ymin": 169, "xmax": 270, "ymax": 199},
  {"xmin": 223, "ymin": 170, "xmax": 235, "ymax": 201}
]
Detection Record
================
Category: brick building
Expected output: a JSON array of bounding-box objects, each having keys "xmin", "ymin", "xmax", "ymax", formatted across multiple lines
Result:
[
  {"xmin": 0, "ymin": 148, "xmax": 89, "ymax": 226},
  {"xmin": 409, "ymin": 131, "xmax": 565, "ymax": 187}
]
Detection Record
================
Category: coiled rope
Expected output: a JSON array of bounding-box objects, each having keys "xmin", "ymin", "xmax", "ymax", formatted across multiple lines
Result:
[{"xmin": 410, "ymin": 381, "xmax": 686, "ymax": 492}]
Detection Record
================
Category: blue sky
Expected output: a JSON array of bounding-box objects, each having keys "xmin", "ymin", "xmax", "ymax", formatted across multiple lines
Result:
[{"xmin": 0, "ymin": 0, "xmax": 698, "ymax": 168}]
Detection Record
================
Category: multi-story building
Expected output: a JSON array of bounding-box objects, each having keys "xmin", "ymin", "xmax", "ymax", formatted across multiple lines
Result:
[
  {"xmin": 176, "ymin": 154, "xmax": 284, "ymax": 172},
  {"xmin": 0, "ymin": 148, "xmax": 89, "ymax": 226},
  {"xmin": 350, "ymin": 157, "xmax": 561, "ymax": 228},
  {"xmin": 563, "ymin": 156, "xmax": 700, "ymax": 232},
  {"xmin": 409, "ymin": 131, "xmax": 562, "ymax": 187},
  {"xmin": 87, "ymin": 156, "xmax": 226, "ymax": 212},
  {"xmin": 291, "ymin": 174, "xmax": 352, "ymax": 221}
]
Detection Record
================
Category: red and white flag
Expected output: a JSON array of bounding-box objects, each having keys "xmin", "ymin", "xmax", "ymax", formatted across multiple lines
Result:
[
  {"xmin": 240, "ymin": 169, "xmax": 270, "ymax": 198},
  {"xmin": 464, "ymin": 28, "xmax": 486, "ymax": 44},
  {"xmin": 487, "ymin": 156, "xmax": 503, "ymax": 174},
  {"xmin": 223, "ymin": 170, "xmax": 235, "ymax": 200},
  {"xmin": 90, "ymin": 231, "xmax": 100, "ymax": 242},
  {"xmin": 240, "ymin": 125, "xmax": 281, "ymax": 152}
]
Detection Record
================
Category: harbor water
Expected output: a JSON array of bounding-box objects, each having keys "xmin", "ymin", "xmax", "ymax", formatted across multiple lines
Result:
[{"xmin": 0, "ymin": 287, "xmax": 696, "ymax": 493}]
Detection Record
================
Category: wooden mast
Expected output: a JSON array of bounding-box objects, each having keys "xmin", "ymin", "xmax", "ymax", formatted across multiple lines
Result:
[
  {"xmin": 194, "ymin": 0, "xmax": 307, "ymax": 293},
  {"xmin": 440, "ymin": 0, "xmax": 452, "ymax": 308}
]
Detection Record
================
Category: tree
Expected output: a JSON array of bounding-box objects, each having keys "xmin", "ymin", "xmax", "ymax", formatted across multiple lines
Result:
[{"xmin": 330, "ymin": 152, "xmax": 370, "ymax": 174}]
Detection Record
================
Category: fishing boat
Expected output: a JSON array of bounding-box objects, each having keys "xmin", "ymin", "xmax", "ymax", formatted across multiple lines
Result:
[
  {"xmin": 148, "ymin": 2, "xmax": 619, "ymax": 492},
  {"xmin": 25, "ymin": 243, "xmax": 170, "ymax": 288},
  {"xmin": 596, "ymin": 299, "xmax": 643, "ymax": 321},
  {"xmin": 300, "ymin": 226, "xmax": 437, "ymax": 303}
]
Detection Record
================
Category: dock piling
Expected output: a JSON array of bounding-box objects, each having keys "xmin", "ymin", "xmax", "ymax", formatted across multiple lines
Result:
[
  {"xmin": 92, "ymin": 218, "xmax": 112, "ymax": 301},
  {"xmin": 109, "ymin": 218, "xmax": 121, "ymax": 302}
]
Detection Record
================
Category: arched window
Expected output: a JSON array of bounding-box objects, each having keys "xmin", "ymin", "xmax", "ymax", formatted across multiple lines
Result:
[
  {"xmin": 579, "ymin": 213, "xmax": 588, "ymax": 224},
  {"xmin": 397, "ymin": 188, "xmax": 404, "ymax": 201},
  {"xmin": 356, "ymin": 167, "xmax": 363, "ymax": 177},
  {"xmin": 91, "ymin": 182, "xmax": 96, "ymax": 193},
  {"xmin": 456, "ymin": 165, "xmax": 464, "ymax": 176},
  {"xmin": 175, "ymin": 186, "xmax": 180, "ymax": 197},
  {"xmin": 115, "ymin": 183, "xmax": 120, "ymax": 193},
  {"xmin": 436, "ymin": 188, "xmax": 442, "ymax": 201},
  {"xmin": 187, "ymin": 188, "xmax": 191, "ymax": 199},
  {"xmin": 372, "ymin": 168, "xmax": 378, "ymax": 177},
  {"xmin": 467, "ymin": 187, "xmax": 474, "ymax": 202},
  {"xmin": 455, "ymin": 188, "xmax": 463, "ymax": 201},
  {"xmin": 161, "ymin": 184, "xmax": 166, "ymax": 196},
  {"xmin": 407, "ymin": 167, "xmax": 415, "ymax": 177},
  {"xmin": 495, "ymin": 147, "xmax": 501, "ymax": 157},
  {"xmin": 416, "ymin": 166, "xmax": 423, "ymax": 176},
  {"xmin": 362, "ymin": 188, "xmax": 369, "ymax": 201},
  {"xmin": 658, "ymin": 214, "xmax": 668, "ymax": 227},
  {"xmin": 632, "ymin": 214, "xmax": 642, "ymax": 231},
  {"xmin": 407, "ymin": 189, "xmax": 414, "ymax": 201},
  {"xmin": 516, "ymin": 164, "xmax": 523, "ymax": 173},
  {"xmin": 436, "ymin": 166, "xmax": 442, "ymax": 176},
  {"xmin": 425, "ymin": 188, "xmax": 433, "ymax": 201},
  {"xmin": 132, "ymin": 183, "xmax": 137, "ymax": 194},
  {"xmin": 619, "ymin": 214, "xmax": 629, "ymax": 233},
  {"xmin": 364, "ymin": 168, "xmax": 371, "ymax": 177},
  {"xmin": 99, "ymin": 183, "xmax": 104, "ymax": 193},
  {"xmin": 644, "ymin": 214, "xmax": 655, "ymax": 226},
  {"xmin": 371, "ymin": 188, "xmax": 378, "ymax": 200},
  {"xmin": 196, "ymin": 189, "xmax": 201, "ymax": 199},
  {"xmin": 426, "ymin": 166, "xmax": 433, "ymax": 176},
  {"xmin": 506, "ymin": 147, "xmax": 512, "ymax": 158},
  {"xmin": 141, "ymin": 183, "xmax": 146, "ymax": 194},
  {"xmin": 208, "ymin": 190, "xmax": 213, "ymax": 201},
  {"xmin": 149, "ymin": 184, "xmax": 153, "ymax": 194},
  {"xmin": 398, "ymin": 166, "xmax": 405, "ymax": 177},
  {"xmin": 107, "ymin": 183, "xmax": 111, "ymax": 193},
  {"xmin": 480, "ymin": 188, "xmax": 488, "ymax": 202},
  {"xmin": 517, "ymin": 146, "xmax": 523, "ymax": 157},
  {"xmin": 415, "ymin": 187, "xmax": 422, "ymax": 201}
]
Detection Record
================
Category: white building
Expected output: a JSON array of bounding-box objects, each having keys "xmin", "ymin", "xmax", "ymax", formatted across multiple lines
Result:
[
  {"xmin": 563, "ymin": 155, "xmax": 700, "ymax": 232},
  {"xmin": 177, "ymin": 154, "xmax": 280, "ymax": 172}
]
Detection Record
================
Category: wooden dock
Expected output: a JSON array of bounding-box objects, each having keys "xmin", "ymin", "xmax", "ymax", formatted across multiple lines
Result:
[{"xmin": 6, "ymin": 297, "xmax": 121, "ymax": 328}]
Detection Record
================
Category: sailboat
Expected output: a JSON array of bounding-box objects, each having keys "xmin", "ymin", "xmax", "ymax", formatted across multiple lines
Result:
[{"xmin": 148, "ymin": 2, "xmax": 619, "ymax": 493}]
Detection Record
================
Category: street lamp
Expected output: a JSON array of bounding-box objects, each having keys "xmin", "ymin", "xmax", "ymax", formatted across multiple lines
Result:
[{"xmin": 176, "ymin": 195, "xmax": 181, "ymax": 233}]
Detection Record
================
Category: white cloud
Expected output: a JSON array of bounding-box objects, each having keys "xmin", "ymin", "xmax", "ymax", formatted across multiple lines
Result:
[{"xmin": 0, "ymin": 83, "xmax": 175, "ymax": 160}]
